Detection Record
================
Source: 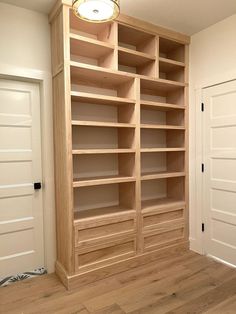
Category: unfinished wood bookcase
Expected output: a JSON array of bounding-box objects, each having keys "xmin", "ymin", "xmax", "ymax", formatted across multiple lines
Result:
[{"xmin": 50, "ymin": 0, "xmax": 190, "ymax": 289}]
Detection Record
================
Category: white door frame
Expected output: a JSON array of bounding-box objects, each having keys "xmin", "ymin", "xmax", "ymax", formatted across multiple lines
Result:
[
  {"xmin": 190, "ymin": 69, "xmax": 236, "ymax": 257},
  {"xmin": 0, "ymin": 63, "xmax": 56, "ymax": 273}
]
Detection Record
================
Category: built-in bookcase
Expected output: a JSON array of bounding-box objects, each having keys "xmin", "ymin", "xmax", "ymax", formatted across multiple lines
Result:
[{"xmin": 50, "ymin": 0, "xmax": 189, "ymax": 289}]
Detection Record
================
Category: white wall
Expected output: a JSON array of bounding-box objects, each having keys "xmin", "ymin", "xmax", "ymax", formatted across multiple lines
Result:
[
  {"xmin": 189, "ymin": 14, "xmax": 236, "ymax": 252},
  {"xmin": 0, "ymin": 3, "xmax": 56, "ymax": 273},
  {"xmin": 0, "ymin": 2, "xmax": 51, "ymax": 72}
]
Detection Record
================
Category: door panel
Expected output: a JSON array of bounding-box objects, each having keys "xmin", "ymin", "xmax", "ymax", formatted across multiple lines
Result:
[
  {"xmin": 0, "ymin": 79, "xmax": 44, "ymax": 278},
  {"xmin": 203, "ymin": 80, "xmax": 236, "ymax": 266}
]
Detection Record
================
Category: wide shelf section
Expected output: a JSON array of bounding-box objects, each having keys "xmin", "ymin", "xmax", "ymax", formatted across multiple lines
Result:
[
  {"xmin": 72, "ymin": 149, "xmax": 136, "ymax": 155},
  {"xmin": 74, "ymin": 206, "xmax": 135, "ymax": 222},
  {"xmin": 72, "ymin": 121, "xmax": 135, "ymax": 128},
  {"xmin": 73, "ymin": 174, "xmax": 136, "ymax": 187},
  {"xmin": 141, "ymin": 171, "xmax": 185, "ymax": 181},
  {"xmin": 141, "ymin": 148, "xmax": 185, "ymax": 153},
  {"xmin": 70, "ymin": 33, "xmax": 115, "ymax": 69},
  {"xmin": 141, "ymin": 124, "xmax": 185, "ymax": 130},
  {"xmin": 141, "ymin": 100, "xmax": 185, "ymax": 111},
  {"xmin": 71, "ymin": 91, "xmax": 136, "ymax": 106},
  {"xmin": 74, "ymin": 182, "xmax": 136, "ymax": 220},
  {"xmin": 142, "ymin": 197, "xmax": 186, "ymax": 214}
]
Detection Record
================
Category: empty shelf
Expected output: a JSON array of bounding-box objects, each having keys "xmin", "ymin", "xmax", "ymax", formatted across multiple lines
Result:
[
  {"xmin": 73, "ymin": 175, "xmax": 136, "ymax": 187},
  {"xmin": 141, "ymin": 171, "xmax": 185, "ymax": 181},
  {"xmin": 142, "ymin": 197, "xmax": 186, "ymax": 213}
]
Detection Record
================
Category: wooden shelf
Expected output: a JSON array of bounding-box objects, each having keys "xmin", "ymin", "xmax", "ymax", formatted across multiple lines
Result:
[
  {"xmin": 142, "ymin": 197, "xmax": 186, "ymax": 213},
  {"xmin": 159, "ymin": 57, "xmax": 185, "ymax": 73},
  {"xmin": 140, "ymin": 76, "xmax": 186, "ymax": 93},
  {"xmin": 141, "ymin": 124, "xmax": 185, "ymax": 130},
  {"xmin": 70, "ymin": 62, "xmax": 134, "ymax": 87},
  {"xmin": 74, "ymin": 206, "xmax": 135, "ymax": 222},
  {"xmin": 118, "ymin": 46, "xmax": 155, "ymax": 67},
  {"xmin": 73, "ymin": 175, "xmax": 136, "ymax": 187},
  {"xmin": 71, "ymin": 91, "xmax": 135, "ymax": 106},
  {"xmin": 72, "ymin": 121, "xmax": 136, "ymax": 128},
  {"xmin": 141, "ymin": 100, "xmax": 185, "ymax": 111},
  {"xmin": 70, "ymin": 33, "xmax": 114, "ymax": 59},
  {"xmin": 141, "ymin": 148, "xmax": 185, "ymax": 153},
  {"xmin": 141, "ymin": 171, "xmax": 185, "ymax": 181},
  {"xmin": 72, "ymin": 149, "xmax": 136, "ymax": 155}
]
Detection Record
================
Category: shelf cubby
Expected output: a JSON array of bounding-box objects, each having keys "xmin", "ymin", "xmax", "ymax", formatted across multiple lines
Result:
[
  {"xmin": 141, "ymin": 151, "xmax": 185, "ymax": 177},
  {"xmin": 141, "ymin": 104, "xmax": 185, "ymax": 128},
  {"xmin": 141, "ymin": 128, "xmax": 185, "ymax": 149},
  {"xmin": 71, "ymin": 93, "xmax": 136, "ymax": 125},
  {"xmin": 141, "ymin": 176, "xmax": 185, "ymax": 212},
  {"xmin": 159, "ymin": 37, "xmax": 185, "ymax": 63},
  {"xmin": 72, "ymin": 125, "xmax": 135, "ymax": 150},
  {"xmin": 70, "ymin": 34, "xmax": 116, "ymax": 69},
  {"xmin": 118, "ymin": 46, "xmax": 156, "ymax": 77},
  {"xmin": 71, "ymin": 63, "xmax": 135, "ymax": 100},
  {"xmin": 118, "ymin": 24, "xmax": 156, "ymax": 55},
  {"xmin": 140, "ymin": 78, "xmax": 185, "ymax": 107},
  {"xmin": 73, "ymin": 153, "xmax": 135, "ymax": 187},
  {"xmin": 70, "ymin": 10, "xmax": 117, "ymax": 45},
  {"xmin": 159, "ymin": 57, "xmax": 185, "ymax": 83},
  {"xmin": 74, "ymin": 182, "xmax": 136, "ymax": 220}
]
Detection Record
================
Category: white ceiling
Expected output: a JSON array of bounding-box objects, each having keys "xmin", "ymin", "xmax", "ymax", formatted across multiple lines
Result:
[{"xmin": 1, "ymin": 0, "xmax": 236, "ymax": 35}]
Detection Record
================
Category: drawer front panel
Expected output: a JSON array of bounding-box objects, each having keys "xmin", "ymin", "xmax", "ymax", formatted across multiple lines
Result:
[
  {"xmin": 143, "ymin": 208, "xmax": 184, "ymax": 230},
  {"xmin": 75, "ymin": 219, "xmax": 135, "ymax": 246},
  {"xmin": 144, "ymin": 227, "xmax": 184, "ymax": 251},
  {"xmin": 75, "ymin": 238, "xmax": 136, "ymax": 271}
]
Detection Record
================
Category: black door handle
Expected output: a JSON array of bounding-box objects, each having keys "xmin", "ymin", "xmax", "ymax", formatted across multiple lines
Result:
[{"xmin": 34, "ymin": 182, "xmax": 42, "ymax": 190}]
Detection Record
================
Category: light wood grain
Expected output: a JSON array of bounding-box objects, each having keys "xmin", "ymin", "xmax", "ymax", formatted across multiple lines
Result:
[{"xmin": 50, "ymin": 1, "xmax": 189, "ymax": 288}]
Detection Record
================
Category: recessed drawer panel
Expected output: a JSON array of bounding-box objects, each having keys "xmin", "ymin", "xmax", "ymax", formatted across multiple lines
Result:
[
  {"xmin": 75, "ymin": 219, "xmax": 135, "ymax": 246},
  {"xmin": 75, "ymin": 237, "xmax": 136, "ymax": 271},
  {"xmin": 143, "ymin": 208, "xmax": 184, "ymax": 229},
  {"xmin": 144, "ymin": 227, "xmax": 184, "ymax": 251}
]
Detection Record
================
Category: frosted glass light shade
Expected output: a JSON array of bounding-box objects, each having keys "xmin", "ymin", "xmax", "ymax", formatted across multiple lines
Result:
[{"xmin": 72, "ymin": 0, "xmax": 120, "ymax": 23}]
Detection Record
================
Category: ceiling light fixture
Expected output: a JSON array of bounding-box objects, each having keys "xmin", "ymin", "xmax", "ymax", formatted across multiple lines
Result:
[{"xmin": 72, "ymin": 0, "xmax": 120, "ymax": 23}]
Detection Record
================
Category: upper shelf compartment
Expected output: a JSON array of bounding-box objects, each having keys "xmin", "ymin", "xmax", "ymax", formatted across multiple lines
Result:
[
  {"xmin": 118, "ymin": 24, "xmax": 156, "ymax": 55},
  {"xmin": 118, "ymin": 24, "xmax": 157, "ymax": 77},
  {"xmin": 159, "ymin": 37, "xmax": 185, "ymax": 63},
  {"xmin": 70, "ymin": 34, "xmax": 116, "ymax": 70},
  {"xmin": 70, "ymin": 10, "xmax": 117, "ymax": 45}
]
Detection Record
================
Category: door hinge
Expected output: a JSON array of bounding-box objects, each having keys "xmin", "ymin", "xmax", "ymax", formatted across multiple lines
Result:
[
  {"xmin": 201, "ymin": 163, "xmax": 205, "ymax": 173},
  {"xmin": 202, "ymin": 223, "xmax": 205, "ymax": 232},
  {"xmin": 201, "ymin": 103, "xmax": 204, "ymax": 112}
]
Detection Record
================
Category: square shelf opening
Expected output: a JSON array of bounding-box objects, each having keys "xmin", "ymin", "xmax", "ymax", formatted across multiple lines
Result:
[
  {"xmin": 141, "ymin": 129, "xmax": 185, "ymax": 149},
  {"xmin": 141, "ymin": 151, "xmax": 185, "ymax": 176},
  {"xmin": 70, "ymin": 36, "xmax": 116, "ymax": 70},
  {"xmin": 72, "ymin": 126, "xmax": 135, "ymax": 150},
  {"xmin": 73, "ymin": 153, "xmax": 135, "ymax": 181},
  {"xmin": 74, "ymin": 182, "xmax": 136, "ymax": 220},
  {"xmin": 72, "ymin": 100, "xmax": 135, "ymax": 124},
  {"xmin": 141, "ymin": 176, "xmax": 185, "ymax": 210},
  {"xmin": 159, "ymin": 37, "xmax": 185, "ymax": 63},
  {"xmin": 159, "ymin": 62, "xmax": 185, "ymax": 83},
  {"xmin": 118, "ymin": 48, "xmax": 156, "ymax": 77},
  {"xmin": 141, "ymin": 106, "xmax": 184, "ymax": 127},
  {"xmin": 71, "ymin": 65, "xmax": 136, "ymax": 100},
  {"xmin": 118, "ymin": 24, "xmax": 156, "ymax": 55},
  {"xmin": 70, "ymin": 10, "xmax": 116, "ymax": 44}
]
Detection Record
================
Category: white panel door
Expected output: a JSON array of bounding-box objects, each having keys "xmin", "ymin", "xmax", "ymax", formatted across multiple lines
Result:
[
  {"xmin": 0, "ymin": 79, "xmax": 44, "ymax": 278},
  {"xmin": 203, "ymin": 80, "xmax": 236, "ymax": 266}
]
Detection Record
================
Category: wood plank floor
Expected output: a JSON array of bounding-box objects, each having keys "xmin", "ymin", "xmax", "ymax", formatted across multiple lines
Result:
[{"xmin": 1, "ymin": 251, "xmax": 236, "ymax": 314}]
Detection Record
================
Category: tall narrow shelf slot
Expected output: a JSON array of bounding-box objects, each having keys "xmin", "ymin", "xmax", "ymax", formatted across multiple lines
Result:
[{"xmin": 50, "ymin": 2, "xmax": 189, "ymax": 289}]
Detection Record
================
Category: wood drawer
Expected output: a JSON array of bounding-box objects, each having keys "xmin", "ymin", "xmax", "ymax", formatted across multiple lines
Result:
[
  {"xmin": 75, "ymin": 236, "xmax": 136, "ymax": 271},
  {"xmin": 143, "ymin": 224, "xmax": 185, "ymax": 252},
  {"xmin": 143, "ymin": 207, "xmax": 185, "ymax": 231},
  {"xmin": 74, "ymin": 211, "xmax": 136, "ymax": 247}
]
